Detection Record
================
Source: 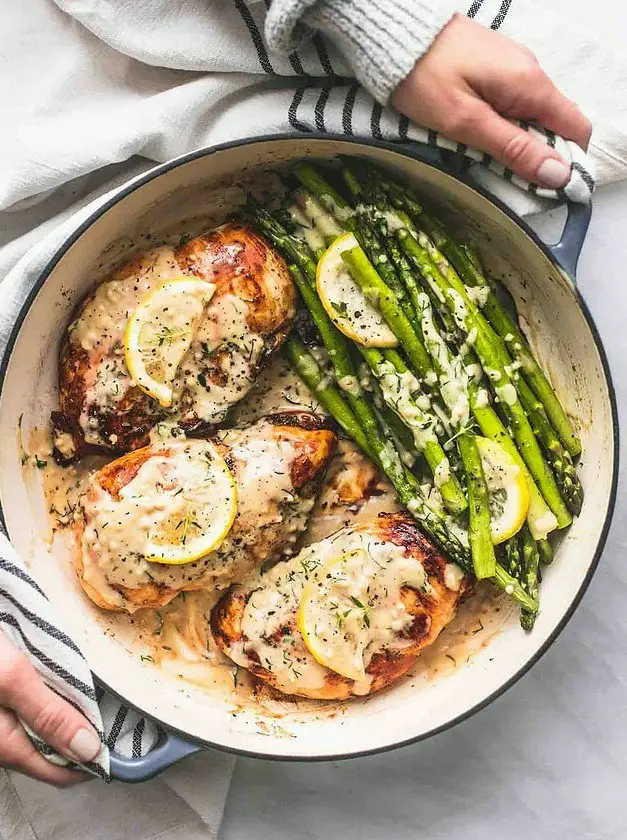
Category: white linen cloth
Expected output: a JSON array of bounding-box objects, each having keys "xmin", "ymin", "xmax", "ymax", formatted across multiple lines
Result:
[{"xmin": 1, "ymin": 0, "xmax": 627, "ymax": 836}]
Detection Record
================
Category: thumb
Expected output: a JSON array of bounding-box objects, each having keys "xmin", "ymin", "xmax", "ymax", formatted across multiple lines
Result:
[
  {"xmin": 0, "ymin": 635, "xmax": 102, "ymax": 765},
  {"xmin": 452, "ymin": 99, "xmax": 571, "ymax": 188}
]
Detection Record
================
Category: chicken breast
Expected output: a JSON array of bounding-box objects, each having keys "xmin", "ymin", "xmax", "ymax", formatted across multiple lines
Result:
[
  {"xmin": 53, "ymin": 223, "xmax": 295, "ymax": 462},
  {"xmin": 74, "ymin": 412, "xmax": 336, "ymax": 613},
  {"xmin": 211, "ymin": 513, "xmax": 470, "ymax": 700}
]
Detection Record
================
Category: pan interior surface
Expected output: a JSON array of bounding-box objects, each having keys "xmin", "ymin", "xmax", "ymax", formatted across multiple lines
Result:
[{"xmin": 0, "ymin": 137, "xmax": 615, "ymax": 760}]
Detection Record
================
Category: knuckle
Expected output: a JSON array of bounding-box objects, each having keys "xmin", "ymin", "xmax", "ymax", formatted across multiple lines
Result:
[
  {"xmin": 439, "ymin": 99, "xmax": 480, "ymax": 137},
  {"xmin": 509, "ymin": 52, "xmax": 542, "ymax": 88},
  {"xmin": 511, "ymin": 63, "xmax": 540, "ymax": 89},
  {"xmin": 502, "ymin": 132, "xmax": 535, "ymax": 167},
  {"xmin": 31, "ymin": 703, "xmax": 69, "ymax": 743},
  {"xmin": 453, "ymin": 109, "xmax": 483, "ymax": 135}
]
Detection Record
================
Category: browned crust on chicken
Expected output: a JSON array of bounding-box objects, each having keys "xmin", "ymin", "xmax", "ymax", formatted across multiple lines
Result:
[
  {"xmin": 177, "ymin": 224, "xmax": 294, "ymax": 340},
  {"xmin": 73, "ymin": 415, "xmax": 336, "ymax": 612},
  {"xmin": 211, "ymin": 512, "xmax": 470, "ymax": 700},
  {"xmin": 55, "ymin": 223, "xmax": 295, "ymax": 462}
]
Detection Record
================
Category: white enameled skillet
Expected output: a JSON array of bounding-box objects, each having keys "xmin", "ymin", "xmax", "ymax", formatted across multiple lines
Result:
[{"xmin": 0, "ymin": 136, "xmax": 618, "ymax": 781}]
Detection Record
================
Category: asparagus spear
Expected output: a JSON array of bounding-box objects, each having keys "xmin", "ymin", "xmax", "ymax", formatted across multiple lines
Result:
[
  {"xmin": 344, "ymin": 181, "xmax": 559, "ymax": 540},
  {"xmin": 396, "ymin": 228, "xmax": 572, "ymax": 530},
  {"xmin": 505, "ymin": 534, "xmax": 522, "ymax": 580},
  {"xmin": 458, "ymin": 434, "xmax": 497, "ymax": 579},
  {"xmin": 516, "ymin": 377, "xmax": 583, "ymax": 515},
  {"xmin": 383, "ymin": 180, "xmax": 581, "ymax": 458},
  {"xmin": 537, "ymin": 538, "xmax": 554, "ymax": 565},
  {"xmin": 520, "ymin": 525, "xmax": 540, "ymax": 630},
  {"xmin": 352, "ymin": 210, "xmax": 412, "ymax": 311},
  {"xmin": 285, "ymin": 329, "xmax": 537, "ymax": 611},
  {"xmin": 358, "ymin": 345, "xmax": 468, "ymax": 513},
  {"xmin": 283, "ymin": 336, "xmax": 373, "ymax": 457}
]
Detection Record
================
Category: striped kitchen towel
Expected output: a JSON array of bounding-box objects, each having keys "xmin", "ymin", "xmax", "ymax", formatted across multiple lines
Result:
[
  {"xmin": 2, "ymin": 0, "xmax": 615, "ymax": 222},
  {"xmin": 0, "ymin": 532, "xmax": 160, "ymax": 780}
]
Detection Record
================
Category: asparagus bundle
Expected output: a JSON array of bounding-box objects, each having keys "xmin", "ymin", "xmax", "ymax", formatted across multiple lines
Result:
[{"xmin": 246, "ymin": 159, "xmax": 583, "ymax": 626}]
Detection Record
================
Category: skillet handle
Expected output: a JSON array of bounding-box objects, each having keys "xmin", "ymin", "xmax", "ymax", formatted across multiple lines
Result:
[
  {"xmin": 389, "ymin": 141, "xmax": 592, "ymax": 282},
  {"xmin": 108, "ymin": 731, "xmax": 201, "ymax": 783},
  {"xmin": 546, "ymin": 200, "xmax": 592, "ymax": 281}
]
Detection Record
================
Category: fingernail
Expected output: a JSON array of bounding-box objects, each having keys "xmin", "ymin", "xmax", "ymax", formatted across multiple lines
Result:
[
  {"xmin": 67, "ymin": 728, "xmax": 102, "ymax": 763},
  {"xmin": 536, "ymin": 158, "xmax": 570, "ymax": 188}
]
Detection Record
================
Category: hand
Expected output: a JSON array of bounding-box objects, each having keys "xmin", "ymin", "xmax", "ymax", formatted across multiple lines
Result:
[
  {"xmin": 391, "ymin": 14, "xmax": 592, "ymax": 188},
  {"xmin": 0, "ymin": 630, "xmax": 101, "ymax": 786}
]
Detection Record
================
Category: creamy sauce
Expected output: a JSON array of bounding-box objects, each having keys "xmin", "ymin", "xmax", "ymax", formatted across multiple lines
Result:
[
  {"xmin": 294, "ymin": 190, "xmax": 344, "ymax": 242},
  {"xmin": 69, "ymin": 244, "xmax": 267, "ymax": 446},
  {"xmin": 172, "ymin": 292, "xmax": 265, "ymax": 423},
  {"xmin": 289, "ymin": 206, "xmax": 327, "ymax": 256},
  {"xmin": 376, "ymin": 360, "xmax": 437, "ymax": 453},
  {"xmin": 465, "ymin": 284, "xmax": 490, "ymax": 307},
  {"xmin": 417, "ymin": 292, "xmax": 470, "ymax": 429},
  {"xmin": 76, "ymin": 420, "xmax": 313, "ymax": 611},
  {"xmin": 495, "ymin": 383, "xmax": 518, "ymax": 406},
  {"xmin": 233, "ymin": 356, "xmax": 323, "ymax": 425},
  {"xmin": 79, "ymin": 440, "xmax": 236, "ymax": 607},
  {"xmin": 234, "ymin": 528, "xmax": 430, "ymax": 696}
]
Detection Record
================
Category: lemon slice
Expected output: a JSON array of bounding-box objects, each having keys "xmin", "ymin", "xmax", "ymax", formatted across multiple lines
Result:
[
  {"xmin": 297, "ymin": 545, "xmax": 425, "ymax": 683},
  {"xmin": 316, "ymin": 233, "xmax": 398, "ymax": 348},
  {"xmin": 476, "ymin": 436, "xmax": 530, "ymax": 544},
  {"xmin": 125, "ymin": 277, "xmax": 215, "ymax": 407},
  {"xmin": 298, "ymin": 550, "xmax": 371, "ymax": 682},
  {"xmin": 140, "ymin": 440, "xmax": 237, "ymax": 565}
]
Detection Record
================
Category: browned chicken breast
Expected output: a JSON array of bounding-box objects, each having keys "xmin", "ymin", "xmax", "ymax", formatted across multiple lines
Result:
[
  {"xmin": 53, "ymin": 223, "xmax": 295, "ymax": 462},
  {"xmin": 74, "ymin": 413, "xmax": 336, "ymax": 613},
  {"xmin": 211, "ymin": 513, "xmax": 470, "ymax": 700}
]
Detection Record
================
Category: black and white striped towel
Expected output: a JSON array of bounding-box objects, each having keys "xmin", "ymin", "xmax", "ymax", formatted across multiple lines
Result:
[
  {"xmin": 0, "ymin": 528, "xmax": 160, "ymax": 780},
  {"xmin": 1, "ymin": 0, "xmax": 625, "ymax": 783}
]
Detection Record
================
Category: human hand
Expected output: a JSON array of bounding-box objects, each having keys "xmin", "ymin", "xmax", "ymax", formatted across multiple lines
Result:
[
  {"xmin": 0, "ymin": 630, "xmax": 101, "ymax": 786},
  {"xmin": 391, "ymin": 14, "xmax": 592, "ymax": 188}
]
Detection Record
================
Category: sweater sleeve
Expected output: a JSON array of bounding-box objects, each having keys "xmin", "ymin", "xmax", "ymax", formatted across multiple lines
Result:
[{"xmin": 265, "ymin": 0, "xmax": 457, "ymax": 104}]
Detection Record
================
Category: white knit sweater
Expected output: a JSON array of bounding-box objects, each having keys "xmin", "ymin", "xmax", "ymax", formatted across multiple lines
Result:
[{"xmin": 266, "ymin": 0, "xmax": 456, "ymax": 103}]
